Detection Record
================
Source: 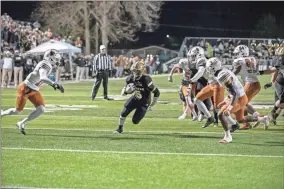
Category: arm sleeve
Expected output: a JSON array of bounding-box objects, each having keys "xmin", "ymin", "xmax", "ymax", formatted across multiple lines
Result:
[
  {"xmin": 145, "ymin": 75, "xmax": 160, "ymax": 98},
  {"xmin": 225, "ymin": 82, "xmax": 240, "ymax": 107},
  {"xmin": 39, "ymin": 68, "xmax": 55, "ymax": 86},
  {"xmin": 190, "ymin": 66, "xmax": 205, "ymax": 82}
]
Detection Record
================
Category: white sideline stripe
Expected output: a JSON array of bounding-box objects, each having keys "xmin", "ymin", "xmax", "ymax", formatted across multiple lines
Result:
[
  {"xmin": 2, "ymin": 187, "xmax": 73, "ymax": 189},
  {"xmin": 3, "ymin": 126, "xmax": 283, "ymax": 135},
  {"xmin": 2, "ymin": 147, "xmax": 283, "ymax": 158}
]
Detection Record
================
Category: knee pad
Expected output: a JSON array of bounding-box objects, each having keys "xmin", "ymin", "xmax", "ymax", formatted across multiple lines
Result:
[
  {"xmin": 37, "ymin": 105, "xmax": 45, "ymax": 113},
  {"xmin": 132, "ymin": 118, "xmax": 141, "ymax": 124}
]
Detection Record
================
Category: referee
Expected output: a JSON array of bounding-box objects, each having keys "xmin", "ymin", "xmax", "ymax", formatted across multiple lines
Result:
[{"xmin": 90, "ymin": 45, "xmax": 113, "ymax": 101}]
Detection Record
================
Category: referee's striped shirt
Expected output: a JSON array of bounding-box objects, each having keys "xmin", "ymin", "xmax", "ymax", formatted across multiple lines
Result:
[{"xmin": 93, "ymin": 53, "xmax": 112, "ymax": 71}]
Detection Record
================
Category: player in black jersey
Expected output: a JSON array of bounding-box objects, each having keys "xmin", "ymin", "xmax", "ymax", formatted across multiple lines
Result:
[
  {"xmin": 261, "ymin": 46, "xmax": 284, "ymax": 125},
  {"xmin": 114, "ymin": 61, "xmax": 160, "ymax": 134}
]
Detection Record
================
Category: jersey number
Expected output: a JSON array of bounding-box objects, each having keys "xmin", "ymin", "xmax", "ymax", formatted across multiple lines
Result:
[{"xmin": 133, "ymin": 90, "xmax": 142, "ymax": 100}]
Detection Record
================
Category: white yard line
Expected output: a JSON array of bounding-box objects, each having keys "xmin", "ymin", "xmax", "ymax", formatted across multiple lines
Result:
[
  {"xmin": 2, "ymin": 147, "xmax": 283, "ymax": 158},
  {"xmin": 2, "ymin": 187, "xmax": 74, "ymax": 189},
  {"xmin": 3, "ymin": 126, "xmax": 283, "ymax": 135},
  {"xmin": 0, "ymin": 126, "xmax": 229, "ymax": 134}
]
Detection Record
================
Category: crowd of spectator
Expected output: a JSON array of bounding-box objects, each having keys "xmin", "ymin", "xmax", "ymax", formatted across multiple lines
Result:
[
  {"xmin": 182, "ymin": 38, "xmax": 284, "ymax": 65},
  {"xmin": 1, "ymin": 13, "xmax": 163, "ymax": 87},
  {"xmin": 2, "ymin": 13, "xmax": 283, "ymax": 88},
  {"xmin": 1, "ymin": 13, "xmax": 85, "ymax": 54}
]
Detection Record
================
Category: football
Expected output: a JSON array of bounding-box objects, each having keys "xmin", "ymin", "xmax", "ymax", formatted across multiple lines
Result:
[{"xmin": 125, "ymin": 83, "xmax": 136, "ymax": 94}]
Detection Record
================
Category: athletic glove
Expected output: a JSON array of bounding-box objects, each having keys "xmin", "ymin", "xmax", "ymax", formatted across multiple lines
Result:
[
  {"xmin": 264, "ymin": 82, "xmax": 272, "ymax": 89},
  {"xmin": 148, "ymin": 97, "xmax": 159, "ymax": 111},
  {"xmin": 51, "ymin": 82, "xmax": 64, "ymax": 93}
]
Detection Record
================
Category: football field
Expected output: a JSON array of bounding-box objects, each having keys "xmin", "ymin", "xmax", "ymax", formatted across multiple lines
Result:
[{"xmin": 1, "ymin": 74, "xmax": 284, "ymax": 189}]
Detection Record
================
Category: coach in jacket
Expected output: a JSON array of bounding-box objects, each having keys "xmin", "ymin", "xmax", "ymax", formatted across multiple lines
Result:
[{"xmin": 90, "ymin": 45, "xmax": 113, "ymax": 101}]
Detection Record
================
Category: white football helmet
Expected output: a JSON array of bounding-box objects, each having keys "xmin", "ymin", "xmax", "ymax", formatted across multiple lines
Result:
[
  {"xmin": 43, "ymin": 49, "xmax": 61, "ymax": 66},
  {"xmin": 233, "ymin": 45, "xmax": 249, "ymax": 58},
  {"xmin": 206, "ymin": 57, "xmax": 222, "ymax": 76},
  {"xmin": 187, "ymin": 46, "xmax": 205, "ymax": 63}
]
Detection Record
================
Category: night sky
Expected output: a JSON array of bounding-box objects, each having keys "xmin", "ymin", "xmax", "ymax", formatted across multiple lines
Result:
[{"xmin": 2, "ymin": 1, "xmax": 284, "ymax": 49}]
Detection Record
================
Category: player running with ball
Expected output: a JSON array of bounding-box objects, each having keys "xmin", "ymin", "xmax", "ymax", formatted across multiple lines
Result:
[{"xmin": 114, "ymin": 61, "xmax": 160, "ymax": 134}]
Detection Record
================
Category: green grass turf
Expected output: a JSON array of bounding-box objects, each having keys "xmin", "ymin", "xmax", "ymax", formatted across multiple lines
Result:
[{"xmin": 1, "ymin": 74, "xmax": 284, "ymax": 189}]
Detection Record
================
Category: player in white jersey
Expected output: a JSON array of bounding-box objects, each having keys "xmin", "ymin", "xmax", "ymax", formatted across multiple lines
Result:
[
  {"xmin": 206, "ymin": 57, "xmax": 269, "ymax": 144},
  {"xmin": 1, "ymin": 49, "xmax": 64, "ymax": 135},
  {"xmin": 189, "ymin": 54, "xmax": 226, "ymax": 128},
  {"xmin": 232, "ymin": 45, "xmax": 263, "ymax": 130},
  {"xmin": 168, "ymin": 57, "xmax": 198, "ymax": 120}
]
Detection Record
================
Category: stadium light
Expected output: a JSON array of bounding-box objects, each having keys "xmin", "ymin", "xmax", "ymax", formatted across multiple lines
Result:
[{"xmin": 166, "ymin": 34, "xmax": 170, "ymax": 38}]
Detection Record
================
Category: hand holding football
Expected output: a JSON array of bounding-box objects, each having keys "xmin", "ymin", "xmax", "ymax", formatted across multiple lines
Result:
[{"xmin": 125, "ymin": 83, "xmax": 136, "ymax": 94}]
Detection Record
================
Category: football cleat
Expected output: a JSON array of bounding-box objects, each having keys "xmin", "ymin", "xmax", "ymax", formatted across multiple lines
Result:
[
  {"xmin": 219, "ymin": 136, "xmax": 232, "ymax": 144},
  {"xmin": 262, "ymin": 116, "xmax": 270, "ymax": 130},
  {"xmin": 202, "ymin": 117, "xmax": 214, "ymax": 128},
  {"xmin": 113, "ymin": 126, "xmax": 123, "ymax": 134},
  {"xmin": 178, "ymin": 114, "xmax": 187, "ymax": 120},
  {"xmin": 198, "ymin": 114, "xmax": 204, "ymax": 122},
  {"xmin": 271, "ymin": 112, "xmax": 277, "ymax": 126},
  {"xmin": 213, "ymin": 120, "xmax": 218, "ymax": 127},
  {"xmin": 16, "ymin": 122, "xmax": 26, "ymax": 135},
  {"xmin": 230, "ymin": 122, "xmax": 240, "ymax": 133},
  {"xmin": 192, "ymin": 115, "xmax": 198, "ymax": 121}
]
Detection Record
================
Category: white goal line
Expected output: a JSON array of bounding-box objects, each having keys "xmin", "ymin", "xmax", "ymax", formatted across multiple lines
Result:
[{"xmin": 2, "ymin": 147, "xmax": 283, "ymax": 158}]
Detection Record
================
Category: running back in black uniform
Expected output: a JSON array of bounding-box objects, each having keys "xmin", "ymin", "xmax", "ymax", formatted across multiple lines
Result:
[{"xmin": 114, "ymin": 61, "xmax": 160, "ymax": 134}]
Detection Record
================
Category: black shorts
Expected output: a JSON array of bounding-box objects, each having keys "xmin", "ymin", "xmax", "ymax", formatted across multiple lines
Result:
[{"xmin": 121, "ymin": 97, "xmax": 149, "ymax": 124}]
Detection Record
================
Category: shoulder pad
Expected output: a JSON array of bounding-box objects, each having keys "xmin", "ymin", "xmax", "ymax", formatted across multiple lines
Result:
[
  {"xmin": 233, "ymin": 58, "xmax": 244, "ymax": 67},
  {"xmin": 217, "ymin": 70, "xmax": 232, "ymax": 83},
  {"xmin": 178, "ymin": 58, "xmax": 188, "ymax": 64}
]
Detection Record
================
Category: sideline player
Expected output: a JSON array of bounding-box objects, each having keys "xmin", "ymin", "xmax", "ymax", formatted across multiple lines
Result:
[
  {"xmin": 1, "ymin": 49, "xmax": 64, "ymax": 135},
  {"xmin": 232, "ymin": 45, "xmax": 263, "ymax": 129},
  {"xmin": 206, "ymin": 57, "xmax": 270, "ymax": 144},
  {"xmin": 114, "ymin": 61, "xmax": 160, "ymax": 134}
]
